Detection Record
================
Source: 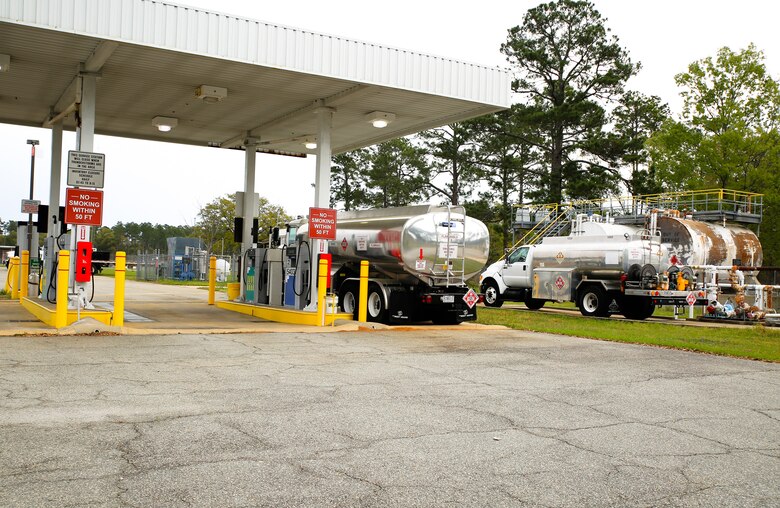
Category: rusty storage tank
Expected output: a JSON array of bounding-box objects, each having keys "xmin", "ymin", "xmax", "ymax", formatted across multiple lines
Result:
[{"xmin": 657, "ymin": 216, "xmax": 762, "ymax": 268}]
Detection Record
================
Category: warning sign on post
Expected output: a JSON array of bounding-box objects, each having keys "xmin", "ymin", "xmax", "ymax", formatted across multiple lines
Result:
[
  {"xmin": 309, "ymin": 207, "xmax": 337, "ymax": 240},
  {"xmin": 67, "ymin": 150, "xmax": 105, "ymax": 188},
  {"xmin": 65, "ymin": 188, "xmax": 103, "ymax": 226}
]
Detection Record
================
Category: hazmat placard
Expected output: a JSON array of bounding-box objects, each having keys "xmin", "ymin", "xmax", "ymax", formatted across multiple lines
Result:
[
  {"xmin": 65, "ymin": 188, "xmax": 103, "ymax": 226},
  {"xmin": 67, "ymin": 150, "xmax": 105, "ymax": 188},
  {"xmin": 309, "ymin": 207, "xmax": 337, "ymax": 240}
]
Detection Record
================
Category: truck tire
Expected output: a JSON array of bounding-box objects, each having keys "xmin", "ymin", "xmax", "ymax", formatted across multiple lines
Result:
[
  {"xmin": 524, "ymin": 296, "xmax": 545, "ymax": 310},
  {"xmin": 366, "ymin": 284, "xmax": 387, "ymax": 323},
  {"xmin": 619, "ymin": 295, "xmax": 655, "ymax": 320},
  {"xmin": 578, "ymin": 286, "xmax": 611, "ymax": 318},
  {"xmin": 481, "ymin": 280, "xmax": 503, "ymax": 308},
  {"xmin": 339, "ymin": 283, "xmax": 358, "ymax": 317}
]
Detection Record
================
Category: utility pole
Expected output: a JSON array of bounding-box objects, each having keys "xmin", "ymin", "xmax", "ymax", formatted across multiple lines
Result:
[{"xmin": 26, "ymin": 139, "xmax": 39, "ymax": 263}]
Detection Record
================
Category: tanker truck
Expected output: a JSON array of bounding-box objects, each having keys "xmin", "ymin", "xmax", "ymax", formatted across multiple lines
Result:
[
  {"xmin": 479, "ymin": 212, "xmax": 764, "ymax": 320},
  {"xmin": 286, "ymin": 205, "xmax": 490, "ymax": 324}
]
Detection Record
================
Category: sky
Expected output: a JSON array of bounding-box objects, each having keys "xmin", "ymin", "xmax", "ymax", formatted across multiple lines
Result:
[{"xmin": 1, "ymin": 0, "xmax": 778, "ymax": 227}]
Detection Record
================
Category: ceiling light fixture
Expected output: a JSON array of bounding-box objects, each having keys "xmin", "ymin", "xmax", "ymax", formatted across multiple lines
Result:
[
  {"xmin": 195, "ymin": 85, "xmax": 228, "ymax": 103},
  {"xmin": 365, "ymin": 111, "xmax": 396, "ymax": 128},
  {"xmin": 303, "ymin": 138, "xmax": 317, "ymax": 150},
  {"xmin": 152, "ymin": 116, "xmax": 178, "ymax": 132},
  {"xmin": 0, "ymin": 54, "xmax": 10, "ymax": 72}
]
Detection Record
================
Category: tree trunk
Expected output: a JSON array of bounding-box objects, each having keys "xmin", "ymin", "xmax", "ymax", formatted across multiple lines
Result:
[{"xmin": 550, "ymin": 122, "xmax": 564, "ymax": 204}]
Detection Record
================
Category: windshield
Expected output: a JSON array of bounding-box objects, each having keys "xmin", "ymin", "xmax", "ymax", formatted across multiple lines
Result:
[{"xmin": 507, "ymin": 246, "xmax": 529, "ymax": 264}]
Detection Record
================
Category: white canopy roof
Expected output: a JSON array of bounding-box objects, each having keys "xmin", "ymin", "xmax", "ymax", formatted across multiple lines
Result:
[{"xmin": 0, "ymin": 0, "xmax": 510, "ymax": 155}]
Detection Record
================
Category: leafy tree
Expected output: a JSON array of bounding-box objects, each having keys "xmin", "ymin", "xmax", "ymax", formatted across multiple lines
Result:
[
  {"xmin": 678, "ymin": 44, "xmax": 779, "ymax": 137},
  {"xmin": 611, "ymin": 91, "xmax": 669, "ymax": 195},
  {"xmin": 365, "ymin": 138, "xmax": 429, "ymax": 208},
  {"xmin": 501, "ymin": 0, "xmax": 638, "ymax": 204},
  {"xmin": 0, "ymin": 219, "xmax": 17, "ymax": 247},
  {"xmin": 109, "ymin": 221, "xmax": 193, "ymax": 253},
  {"xmin": 330, "ymin": 149, "xmax": 371, "ymax": 210},
  {"xmin": 419, "ymin": 122, "xmax": 482, "ymax": 206},
  {"xmin": 92, "ymin": 226, "xmax": 119, "ymax": 252},
  {"xmin": 196, "ymin": 194, "xmax": 291, "ymax": 255},
  {"xmin": 470, "ymin": 107, "xmax": 541, "ymax": 248},
  {"xmin": 648, "ymin": 44, "xmax": 780, "ymax": 192},
  {"xmin": 197, "ymin": 195, "xmax": 237, "ymax": 256},
  {"xmin": 647, "ymin": 44, "xmax": 780, "ymax": 266}
]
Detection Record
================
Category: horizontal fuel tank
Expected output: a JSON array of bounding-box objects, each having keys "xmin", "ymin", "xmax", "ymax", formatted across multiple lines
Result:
[
  {"xmin": 532, "ymin": 230, "xmax": 658, "ymax": 281},
  {"xmin": 297, "ymin": 205, "xmax": 490, "ymax": 284},
  {"xmin": 657, "ymin": 216, "xmax": 762, "ymax": 268}
]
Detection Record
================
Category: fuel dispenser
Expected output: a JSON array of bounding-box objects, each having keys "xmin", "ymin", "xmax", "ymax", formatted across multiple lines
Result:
[
  {"xmin": 293, "ymin": 239, "xmax": 311, "ymax": 310},
  {"xmin": 284, "ymin": 244, "xmax": 297, "ymax": 307},
  {"xmin": 239, "ymin": 223, "xmax": 314, "ymax": 310},
  {"xmin": 42, "ymin": 233, "xmax": 70, "ymax": 303}
]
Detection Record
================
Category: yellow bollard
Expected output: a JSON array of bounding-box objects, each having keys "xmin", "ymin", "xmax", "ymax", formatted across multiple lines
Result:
[
  {"xmin": 358, "ymin": 260, "xmax": 369, "ymax": 322},
  {"xmin": 55, "ymin": 250, "xmax": 70, "ymax": 328},
  {"xmin": 317, "ymin": 258, "xmax": 328, "ymax": 327},
  {"xmin": 113, "ymin": 252, "xmax": 126, "ymax": 327},
  {"xmin": 208, "ymin": 256, "xmax": 216, "ymax": 305},
  {"xmin": 7, "ymin": 257, "xmax": 20, "ymax": 297},
  {"xmin": 3, "ymin": 258, "xmax": 10, "ymax": 293},
  {"xmin": 19, "ymin": 250, "xmax": 29, "ymax": 299}
]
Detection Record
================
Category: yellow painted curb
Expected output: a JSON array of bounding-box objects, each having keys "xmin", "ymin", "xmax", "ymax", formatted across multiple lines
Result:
[
  {"xmin": 21, "ymin": 297, "xmax": 113, "ymax": 328},
  {"xmin": 216, "ymin": 300, "xmax": 351, "ymax": 326}
]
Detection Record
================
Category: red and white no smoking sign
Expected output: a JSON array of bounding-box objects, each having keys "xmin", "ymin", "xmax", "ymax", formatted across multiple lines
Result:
[
  {"xmin": 309, "ymin": 207, "xmax": 337, "ymax": 240},
  {"xmin": 65, "ymin": 188, "xmax": 103, "ymax": 227}
]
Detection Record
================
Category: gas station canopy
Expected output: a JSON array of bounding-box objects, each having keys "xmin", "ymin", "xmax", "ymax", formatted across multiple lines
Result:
[{"xmin": 0, "ymin": 0, "xmax": 510, "ymax": 155}]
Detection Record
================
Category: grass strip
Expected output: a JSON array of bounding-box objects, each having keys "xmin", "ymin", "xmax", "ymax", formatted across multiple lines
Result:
[{"xmin": 477, "ymin": 307, "xmax": 780, "ymax": 362}]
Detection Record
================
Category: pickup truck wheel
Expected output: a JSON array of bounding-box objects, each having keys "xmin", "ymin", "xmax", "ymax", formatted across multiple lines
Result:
[
  {"xmin": 524, "ymin": 297, "xmax": 545, "ymax": 310},
  {"xmin": 482, "ymin": 280, "xmax": 503, "ymax": 308},
  {"xmin": 578, "ymin": 286, "xmax": 611, "ymax": 317},
  {"xmin": 366, "ymin": 285, "xmax": 386, "ymax": 323}
]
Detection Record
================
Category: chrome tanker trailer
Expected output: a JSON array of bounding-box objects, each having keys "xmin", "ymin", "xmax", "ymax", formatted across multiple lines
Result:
[
  {"xmin": 480, "ymin": 212, "xmax": 765, "ymax": 320},
  {"xmin": 293, "ymin": 205, "xmax": 490, "ymax": 324}
]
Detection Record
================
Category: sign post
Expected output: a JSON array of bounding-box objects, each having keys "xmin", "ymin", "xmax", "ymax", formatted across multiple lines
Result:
[
  {"xmin": 307, "ymin": 207, "xmax": 337, "ymax": 312},
  {"xmin": 686, "ymin": 291, "xmax": 697, "ymax": 319},
  {"xmin": 25, "ymin": 140, "xmax": 39, "ymax": 270}
]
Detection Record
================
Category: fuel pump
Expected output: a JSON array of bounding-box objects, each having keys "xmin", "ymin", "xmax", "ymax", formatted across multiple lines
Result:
[
  {"xmin": 253, "ymin": 247, "xmax": 269, "ymax": 304},
  {"xmin": 284, "ymin": 243, "xmax": 297, "ymax": 307},
  {"xmin": 42, "ymin": 232, "xmax": 70, "ymax": 303},
  {"xmin": 294, "ymin": 239, "xmax": 311, "ymax": 310}
]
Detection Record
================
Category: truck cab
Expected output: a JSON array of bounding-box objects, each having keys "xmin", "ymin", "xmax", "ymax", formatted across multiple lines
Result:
[{"xmin": 480, "ymin": 245, "xmax": 544, "ymax": 309}]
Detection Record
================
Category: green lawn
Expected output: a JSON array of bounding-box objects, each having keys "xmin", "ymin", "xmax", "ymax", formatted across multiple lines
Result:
[{"xmin": 477, "ymin": 306, "xmax": 780, "ymax": 362}]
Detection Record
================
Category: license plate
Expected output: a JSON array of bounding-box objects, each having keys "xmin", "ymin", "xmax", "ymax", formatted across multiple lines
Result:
[{"xmin": 441, "ymin": 295, "xmax": 454, "ymax": 303}]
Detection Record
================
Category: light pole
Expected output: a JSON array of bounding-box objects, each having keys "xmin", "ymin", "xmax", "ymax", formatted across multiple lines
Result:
[{"xmin": 26, "ymin": 139, "xmax": 39, "ymax": 263}]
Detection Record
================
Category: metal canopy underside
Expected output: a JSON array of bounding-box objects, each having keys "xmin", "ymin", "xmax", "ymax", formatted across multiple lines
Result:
[{"xmin": 0, "ymin": 0, "xmax": 510, "ymax": 155}]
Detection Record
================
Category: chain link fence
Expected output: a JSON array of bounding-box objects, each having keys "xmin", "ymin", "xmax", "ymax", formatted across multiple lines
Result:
[{"xmin": 133, "ymin": 250, "xmax": 239, "ymax": 283}]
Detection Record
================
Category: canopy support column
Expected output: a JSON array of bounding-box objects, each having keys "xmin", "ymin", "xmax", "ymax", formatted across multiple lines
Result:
[
  {"xmin": 240, "ymin": 139, "xmax": 258, "ymax": 300},
  {"xmin": 70, "ymin": 70, "xmax": 97, "ymax": 306},
  {"xmin": 306, "ymin": 107, "xmax": 335, "ymax": 311},
  {"xmin": 48, "ymin": 121, "xmax": 63, "ymax": 238}
]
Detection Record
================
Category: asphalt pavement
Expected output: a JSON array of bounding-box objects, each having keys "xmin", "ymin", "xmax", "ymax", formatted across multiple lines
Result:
[{"xmin": 1, "ymin": 328, "xmax": 779, "ymax": 507}]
